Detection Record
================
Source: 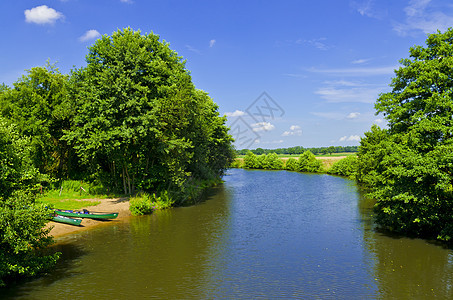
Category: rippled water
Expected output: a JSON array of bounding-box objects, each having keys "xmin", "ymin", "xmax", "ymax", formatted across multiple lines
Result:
[{"xmin": 2, "ymin": 169, "xmax": 452, "ymax": 299}]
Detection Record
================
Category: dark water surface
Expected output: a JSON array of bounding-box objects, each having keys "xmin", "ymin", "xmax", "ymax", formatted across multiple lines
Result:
[{"xmin": 2, "ymin": 169, "xmax": 452, "ymax": 299}]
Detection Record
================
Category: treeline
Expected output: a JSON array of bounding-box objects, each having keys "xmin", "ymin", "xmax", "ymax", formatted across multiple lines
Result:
[
  {"xmin": 233, "ymin": 151, "xmax": 357, "ymax": 178},
  {"xmin": 236, "ymin": 145, "xmax": 358, "ymax": 156},
  {"xmin": 0, "ymin": 28, "xmax": 234, "ymax": 285},
  {"xmin": 355, "ymin": 29, "xmax": 453, "ymax": 243}
]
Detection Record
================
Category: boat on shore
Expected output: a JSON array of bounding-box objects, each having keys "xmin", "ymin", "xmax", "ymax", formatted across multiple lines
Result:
[
  {"xmin": 51, "ymin": 214, "xmax": 82, "ymax": 226},
  {"xmin": 54, "ymin": 209, "xmax": 119, "ymax": 220}
]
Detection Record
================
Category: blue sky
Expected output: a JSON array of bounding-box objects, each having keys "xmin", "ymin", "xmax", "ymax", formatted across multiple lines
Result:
[{"xmin": 1, "ymin": 0, "xmax": 453, "ymax": 149}]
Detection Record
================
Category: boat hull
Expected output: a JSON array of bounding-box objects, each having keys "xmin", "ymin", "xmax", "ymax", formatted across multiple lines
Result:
[
  {"xmin": 54, "ymin": 209, "xmax": 118, "ymax": 220},
  {"xmin": 51, "ymin": 215, "xmax": 82, "ymax": 226}
]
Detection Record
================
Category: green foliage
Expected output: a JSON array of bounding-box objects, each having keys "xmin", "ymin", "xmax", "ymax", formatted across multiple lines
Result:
[
  {"xmin": 243, "ymin": 151, "xmax": 259, "ymax": 169},
  {"xmin": 285, "ymin": 158, "xmax": 298, "ymax": 171},
  {"xmin": 328, "ymin": 155, "xmax": 358, "ymax": 179},
  {"xmin": 0, "ymin": 118, "xmax": 42, "ymax": 200},
  {"xmin": 236, "ymin": 145, "xmax": 358, "ymax": 155},
  {"xmin": 297, "ymin": 151, "xmax": 322, "ymax": 173},
  {"xmin": 242, "ymin": 151, "xmax": 284, "ymax": 170},
  {"xmin": 0, "ymin": 64, "xmax": 77, "ymax": 179},
  {"xmin": 129, "ymin": 191, "xmax": 175, "ymax": 216},
  {"xmin": 230, "ymin": 159, "xmax": 243, "ymax": 168},
  {"xmin": 64, "ymin": 28, "xmax": 234, "ymax": 195},
  {"xmin": 358, "ymin": 28, "xmax": 453, "ymax": 242},
  {"xmin": 0, "ymin": 192, "xmax": 60, "ymax": 286}
]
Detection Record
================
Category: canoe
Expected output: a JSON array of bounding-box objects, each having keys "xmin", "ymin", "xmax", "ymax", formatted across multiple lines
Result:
[
  {"xmin": 54, "ymin": 209, "xmax": 118, "ymax": 220},
  {"xmin": 51, "ymin": 214, "xmax": 82, "ymax": 226}
]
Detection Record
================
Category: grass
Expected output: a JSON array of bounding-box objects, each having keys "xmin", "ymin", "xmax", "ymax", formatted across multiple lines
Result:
[
  {"xmin": 37, "ymin": 198, "xmax": 101, "ymax": 210},
  {"xmin": 36, "ymin": 189, "xmax": 104, "ymax": 210}
]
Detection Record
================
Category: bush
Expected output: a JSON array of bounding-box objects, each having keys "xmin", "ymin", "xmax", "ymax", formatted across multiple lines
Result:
[
  {"xmin": 0, "ymin": 192, "xmax": 60, "ymax": 286},
  {"xmin": 285, "ymin": 158, "xmax": 298, "ymax": 171},
  {"xmin": 230, "ymin": 159, "xmax": 243, "ymax": 168},
  {"xmin": 263, "ymin": 153, "xmax": 284, "ymax": 170},
  {"xmin": 328, "ymin": 155, "xmax": 358, "ymax": 179},
  {"xmin": 297, "ymin": 151, "xmax": 322, "ymax": 173},
  {"xmin": 243, "ymin": 151, "xmax": 258, "ymax": 169},
  {"xmin": 129, "ymin": 191, "xmax": 175, "ymax": 216}
]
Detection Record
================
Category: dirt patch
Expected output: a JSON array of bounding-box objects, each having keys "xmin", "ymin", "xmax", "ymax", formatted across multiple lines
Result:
[{"xmin": 47, "ymin": 197, "xmax": 131, "ymax": 238}]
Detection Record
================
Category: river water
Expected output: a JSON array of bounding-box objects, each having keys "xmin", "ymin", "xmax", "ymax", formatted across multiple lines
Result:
[{"xmin": 2, "ymin": 169, "xmax": 452, "ymax": 299}]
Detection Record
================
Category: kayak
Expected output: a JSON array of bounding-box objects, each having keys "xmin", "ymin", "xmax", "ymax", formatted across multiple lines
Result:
[
  {"xmin": 51, "ymin": 214, "xmax": 82, "ymax": 226},
  {"xmin": 54, "ymin": 209, "xmax": 118, "ymax": 220}
]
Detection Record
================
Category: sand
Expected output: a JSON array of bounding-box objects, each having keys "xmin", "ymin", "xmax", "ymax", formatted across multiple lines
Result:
[{"xmin": 47, "ymin": 197, "xmax": 131, "ymax": 238}]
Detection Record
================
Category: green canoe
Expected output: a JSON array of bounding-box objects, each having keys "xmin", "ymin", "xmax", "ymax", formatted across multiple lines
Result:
[
  {"xmin": 54, "ymin": 209, "xmax": 118, "ymax": 220},
  {"xmin": 51, "ymin": 214, "xmax": 82, "ymax": 226}
]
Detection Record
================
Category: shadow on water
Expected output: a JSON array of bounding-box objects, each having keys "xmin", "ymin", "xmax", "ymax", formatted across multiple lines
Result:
[{"xmin": 0, "ymin": 242, "xmax": 89, "ymax": 300}]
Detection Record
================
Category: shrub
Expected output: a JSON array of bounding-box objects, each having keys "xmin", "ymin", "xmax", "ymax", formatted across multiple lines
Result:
[
  {"xmin": 328, "ymin": 155, "xmax": 358, "ymax": 179},
  {"xmin": 297, "ymin": 151, "xmax": 322, "ymax": 173},
  {"xmin": 263, "ymin": 153, "xmax": 284, "ymax": 170},
  {"xmin": 129, "ymin": 191, "xmax": 175, "ymax": 216},
  {"xmin": 0, "ymin": 192, "xmax": 60, "ymax": 286},
  {"xmin": 285, "ymin": 158, "xmax": 298, "ymax": 171}
]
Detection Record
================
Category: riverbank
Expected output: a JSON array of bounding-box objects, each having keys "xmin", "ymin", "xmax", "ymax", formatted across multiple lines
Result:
[{"xmin": 47, "ymin": 197, "xmax": 131, "ymax": 238}]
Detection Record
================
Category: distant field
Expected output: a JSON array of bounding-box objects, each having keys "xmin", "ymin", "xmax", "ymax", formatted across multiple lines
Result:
[
  {"xmin": 237, "ymin": 152, "xmax": 357, "ymax": 158},
  {"xmin": 233, "ymin": 153, "xmax": 353, "ymax": 171}
]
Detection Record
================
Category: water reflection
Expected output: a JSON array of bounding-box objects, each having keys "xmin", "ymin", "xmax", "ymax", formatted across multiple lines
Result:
[
  {"xmin": 358, "ymin": 191, "xmax": 453, "ymax": 298},
  {"xmin": 1, "ymin": 169, "xmax": 452, "ymax": 299}
]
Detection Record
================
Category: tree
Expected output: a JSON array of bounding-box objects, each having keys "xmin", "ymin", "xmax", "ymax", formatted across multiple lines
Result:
[
  {"xmin": 0, "ymin": 64, "xmax": 75, "ymax": 179},
  {"xmin": 297, "ymin": 150, "xmax": 322, "ymax": 173},
  {"xmin": 0, "ymin": 117, "xmax": 58, "ymax": 286},
  {"xmin": 65, "ymin": 28, "xmax": 234, "ymax": 194},
  {"xmin": 327, "ymin": 146, "xmax": 336, "ymax": 155},
  {"xmin": 358, "ymin": 28, "xmax": 453, "ymax": 241}
]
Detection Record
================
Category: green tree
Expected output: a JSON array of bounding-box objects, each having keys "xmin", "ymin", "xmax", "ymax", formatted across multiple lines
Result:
[
  {"xmin": 243, "ymin": 151, "xmax": 258, "ymax": 169},
  {"xmin": 0, "ymin": 118, "xmax": 58, "ymax": 286},
  {"xmin": 65, "ymin": 28, "xmax": 233, "ymax": 194},
  {"xmin": 358, "ymin": 28, "xmax": 453, "ymax": 241},
  {"xmin": 297, "ymin": 150, "xmax": 322, "ymax": 173},
  {"xmin": 263, "ymin": 153, "xmax": 284, "ymax": 170},
  {"xmin": 328, "ymin": 155, "xmax": 358, "ymax": 179},
  {"xmin": 0, "ymin": 64, "xmax": 74, "ymax": 179},
  {"xmin": 327, "ymin": 146, "xmax": 336, "ymax": 155},
  {"xmin": 285, "ymin": 157, "xmax": 298, "ymax": 171}
]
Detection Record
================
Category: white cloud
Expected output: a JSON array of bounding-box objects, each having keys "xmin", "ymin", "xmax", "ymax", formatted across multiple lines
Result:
[
  {"xmin": 79, "ymin": 30, "xmax": 101, "ymax": 42},
  {"xmin": 185, "ymin": 45, "xmax": 201, "ymax": 54},
  {"xmin": 304, "ymin": 38, "xmax": 330, "ymax": 51},
  {"xmin": 225, "ymin": 110, "xmax": 245, "ymax": 117},
  {"xmin": 282, "ymin": 125, "xmax": 302, "ymax": 136},
  {"xmin": 351, "ymin": 0, "xmax": 389, "ymax": 19},
  {"xmin": 308, "ymin": 66, "xmax": 396, "ymax": 76},
  {"xmin": 351, "ymin": 0, "xmax": 374, "ymax": 17},
  {"xmin": 252, "ymin": 122, "xmax": 275, "ymax": 132},
  {"xmin": 339, "ymin": 135, "xmax": 361, "ymax": 142},
  {"xmin": 393, "ymin": 0, "xmax": 453, "ymax": 36},
  {"xmin": 24, "ymin": 5, "xmax": 64, "ymax": 25},
  {"xmin": 209, "ymin": 39, "xmax": 216, "ymax": 47},
  {"xmin": 120, "ymin": 0, "xmax": 134, "ymax": 3},
  {"xmin": 311, "ymin": 112, "xmax": 345, "ymax": 120},
  {"xmin": 315, "ymin": 86, "xmax": 382, "ymax": 103},
  {"xmin": 261, "ymin": 139, "xmax": 284, "ymax": 144},
  {"xmin": 314, "ymin": 79, "xmax": 387, "ymax": 103},
  {"xmin": 373, "ymin": 118, "xmax": 384, "ymax": 124},
  {"xmin": 346, "ymin": 112, "xmax": 361, "ymax": 119},
  {"xmin": 351, "ymin": 58, "xmax": 371, "ymax": 64}
]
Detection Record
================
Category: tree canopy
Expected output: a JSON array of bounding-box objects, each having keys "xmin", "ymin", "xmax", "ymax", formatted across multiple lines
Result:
[
  {"xmin": 0, "ymin": 27, "xmax": 234, "ymax": 285},
  {"xmin": 358, "ymin": 28, "xmax": 453, "ymax": 242},
  {"xmin": 64, "ymin": 28, "xmax": 234, "ymax": 196}
]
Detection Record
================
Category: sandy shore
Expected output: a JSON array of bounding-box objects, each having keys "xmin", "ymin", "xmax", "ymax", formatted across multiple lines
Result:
[{"xmin": 47, "ymin": 197, "xmax": 131, "ymax": 238}]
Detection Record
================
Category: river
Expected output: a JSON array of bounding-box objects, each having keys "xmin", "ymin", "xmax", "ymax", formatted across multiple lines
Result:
[{"xmin": 2, "ymin": 169, "xmax": 452, "ymax": 299}]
